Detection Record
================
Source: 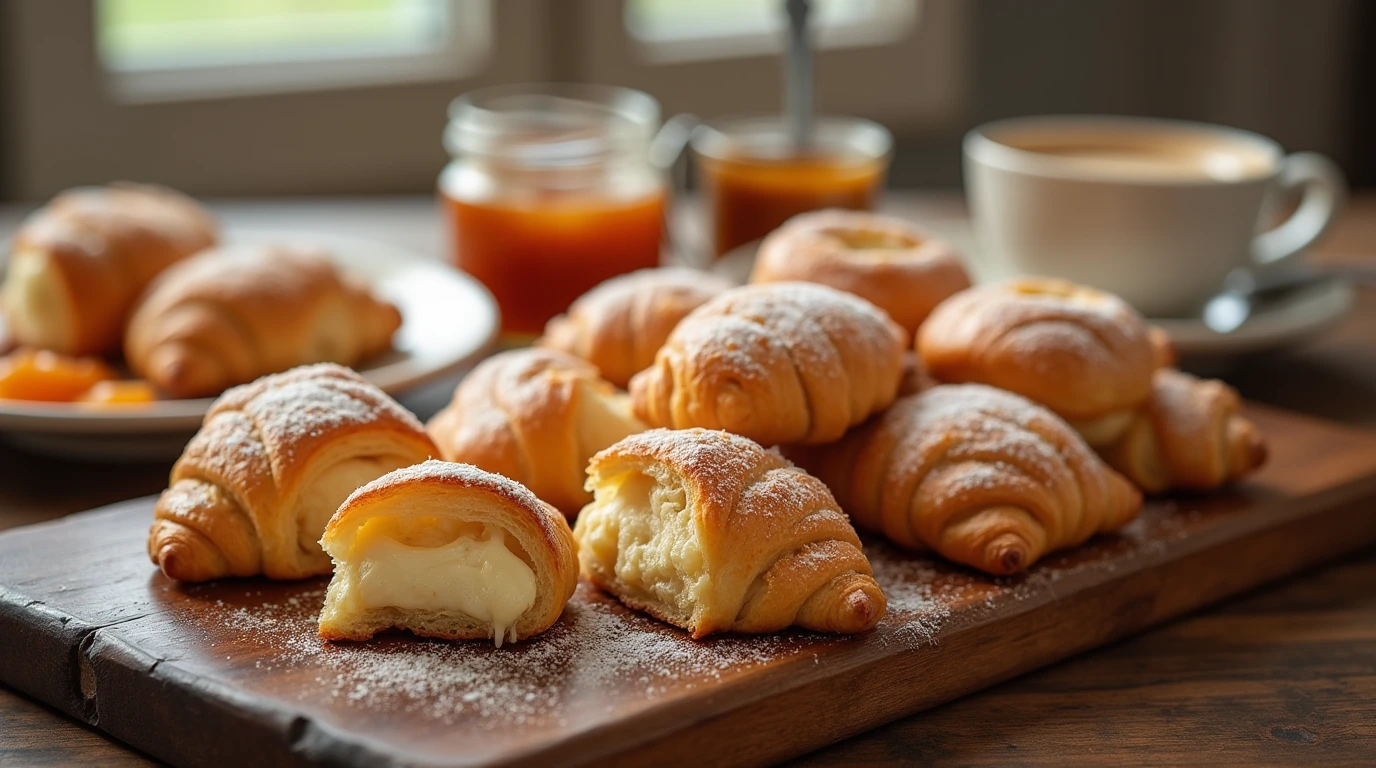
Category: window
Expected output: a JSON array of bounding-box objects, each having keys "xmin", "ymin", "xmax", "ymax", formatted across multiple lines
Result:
[
  {"xmin": 96, "ymin": 0, "xmax": 491, "ymax": 102},
  {"xmin": 625, "ymin": 0, "xmax": 919, "ymax": 62}
]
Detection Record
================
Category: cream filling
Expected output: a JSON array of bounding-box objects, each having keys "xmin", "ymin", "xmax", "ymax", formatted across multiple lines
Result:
[
  {"xmin": 355, "ymin": 527, "xmax": 536, "ymax": 647},
  {"xmin": 2, "ymin": 250, "xmax": 74, "ymax": 351},
  {"xmin": 297, "ymin": 457, "xmax": 406, "ymax": 555}
]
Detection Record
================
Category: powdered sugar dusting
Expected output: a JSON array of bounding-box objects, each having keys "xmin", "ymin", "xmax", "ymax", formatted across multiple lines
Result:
[
  {"xmin": 342, "ymin": 459, "xmax": 546, "ymax": 513},
  {"xmin": 212, "ymin": 581, "xmax": 855, "ymax": 726},
  {"xmin": 172, "ymin": 495, "xmax": 1207, "ymax": 738},
  {"xmin": 592, "ymin": 428, "xmax": 777, "ymax": 512}
]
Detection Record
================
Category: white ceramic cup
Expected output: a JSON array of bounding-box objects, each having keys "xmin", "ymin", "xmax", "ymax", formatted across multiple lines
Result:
[{"xmin": 963, "ymin": 116, "xmax": 1347, "ymax": 317}]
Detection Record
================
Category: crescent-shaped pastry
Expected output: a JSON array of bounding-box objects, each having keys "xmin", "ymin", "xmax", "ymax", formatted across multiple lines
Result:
[
  {"xmin": 126, "ymin": 244, "xmax": 401, "ymax": 399},
  {"xmin": 751, "ymin": 209, "xmax": 971, "ymax": 335},
  {"xmin": 148, "ymin": 364, "xmax": 437, "ymax": 582},
  {"xmin": 917, "ymin": 278, "xmax": 1159, "ymax": 446},
  {"xmin": 540, "ymin": 267, "xmax": 735, "ymax": 388},
  {"xmin": 575, "ymin": 428, "xmax": 886, "ymax": 638},
  {"xmin": 2, "ymin": 183, "xmax": 217, "ymax": 356},
  {"xmin": 426, "ymin": 348, "xmax": 647, "ymax": 516},
  {"xmin": 1103, "ymin": 368, "xmax": 1267, "ymax": 493},
  {"xmin": 629, "ymin": 282, "xmax": 906, "ymax": 446},
  {"xmin": 788, "ymin": 384, "xmax": 1142, "ymax": 576},
  {"xmin": 318, "ymin": 460, "xmax": 578, "ymax": 646}
]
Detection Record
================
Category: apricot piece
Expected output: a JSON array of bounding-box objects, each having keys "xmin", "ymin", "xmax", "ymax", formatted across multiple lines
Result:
[
  {"xmin": 78, "ymin": 379, "xmax": 159, "ymax": 406},
  {"xmin": 0, "ymin": 350, "xmax": 116, "ymax": 402}
]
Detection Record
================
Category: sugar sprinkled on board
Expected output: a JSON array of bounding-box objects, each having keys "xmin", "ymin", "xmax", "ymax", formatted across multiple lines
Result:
[
  {"xmin": 208, "ymin": 542, "xmax": 965, "ymax": 729},
  {"xmin": 218, "ymin": 581, "xmax": 853, "ymax": 727}
]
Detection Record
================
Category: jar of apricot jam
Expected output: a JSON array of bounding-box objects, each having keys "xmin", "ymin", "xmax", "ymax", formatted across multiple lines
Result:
[
  {"xmin": 441, "ymin": 85, "xmax": 667, "ymax": 338},
  {"xmin": 692, "ymin": 115, "xmax": 892, "ymax": 259}
]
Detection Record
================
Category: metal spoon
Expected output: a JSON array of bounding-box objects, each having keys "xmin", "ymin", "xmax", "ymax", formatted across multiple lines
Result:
[
  {"xmin": 1201, "ymin": 266, "xmax": 1374, "ymax": 333},
  {"xmin": 784, "ymin": 0, "xmax": 814, "ymax": 151}
]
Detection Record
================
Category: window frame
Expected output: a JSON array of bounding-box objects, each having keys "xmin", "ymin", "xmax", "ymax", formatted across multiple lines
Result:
[
  {"xmin": 97, "ymin": 0, "xmax": 494, "ymax": 104},
  {"xmin": 0, "ymin": 0, "xmax": 547, "ymax": 200}
]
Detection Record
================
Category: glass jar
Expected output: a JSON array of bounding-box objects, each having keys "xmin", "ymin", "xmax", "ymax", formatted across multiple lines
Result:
[
  {"xmin": 692, "ymin": 115, "xmax": 893, "ymax": 259},
  {"xmin": 441, "ymin": 84, "xmax": 668, "ymax": 338}
]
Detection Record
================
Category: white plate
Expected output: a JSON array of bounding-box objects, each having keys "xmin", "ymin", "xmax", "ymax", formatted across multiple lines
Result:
[
  {"xmin": 713, "ymin": 219, "xmax": 1356, "ymax": 359},
  {"xmin": 0, "ymin": 230, "xmax": 498, "ymax": 456}
]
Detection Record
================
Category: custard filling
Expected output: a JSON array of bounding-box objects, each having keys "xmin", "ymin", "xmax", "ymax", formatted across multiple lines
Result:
[
  {"xmin": 297, "ymin": 456, "xmax": 410, "ymax": 555},
  {"xmin": 353, "ymin": 523, "xmax": 536, "ymax": 647}
]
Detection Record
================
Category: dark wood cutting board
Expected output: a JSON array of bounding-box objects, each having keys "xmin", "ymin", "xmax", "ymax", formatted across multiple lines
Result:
[{"xmin": 2, "ymin": 403, "xmax": 1376, "ymax": 768}]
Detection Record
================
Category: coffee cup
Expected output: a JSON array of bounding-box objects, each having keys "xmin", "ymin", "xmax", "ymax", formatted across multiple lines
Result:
[{"xmin": 962, "ymin": 115, "xmax": 1346, "ymax": 317}]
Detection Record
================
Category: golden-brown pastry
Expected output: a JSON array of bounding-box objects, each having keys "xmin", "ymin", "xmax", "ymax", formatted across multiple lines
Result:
[
  {"xmin": 751, "ymin": 209, "xmax": 971, "ymax": 335},
  {"xmin": 630, "ymin": 282, "xmax": 906, "ymax": 446},
  {"xmin": 540, "ymin": 267, "xmax": 735, "ymax": 388},
  {"xmin": 575, "ymin": 428, "xmax": 886, "ymax": 637},
  {"xmin": 426, "ymin": 348, "xmax": 646, "ymax": 517},
  {"xmin": 2, "ymin": 183, "xmax": 217, "ymax": 356},
  {"xmin": 789, "ymin": 384, "xmax": 1141, "ymax": 576},
  {"xmin": 318, "ymin": 460, "xmax": 578, "ymax": 646},
  {"xmin": 125, "ymin": 244, "xmax": 401, "ymax": 399},
  {"xmin": 1103, "ymin": 368, "xmax": 1267, "ymax": 493},
  {"xmin": 148, "ymin": 364, "xmax": 437, "ymax": 582},
  {"xmin": 918, "ymin": 278, "xmax": 1158, "ymax": 447}
]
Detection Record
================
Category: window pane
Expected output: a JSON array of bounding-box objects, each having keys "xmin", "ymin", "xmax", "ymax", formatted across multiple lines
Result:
[
  {"xmin": 626, "ymin": 0, "xmax": 918, "ymax": 54},
  {"xmin": 98, "ymin": 0, "xmax": 451, "ymax": 70}
]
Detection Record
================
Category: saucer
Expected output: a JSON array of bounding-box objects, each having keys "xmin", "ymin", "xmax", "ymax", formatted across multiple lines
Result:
[
  {"xmin": 1150, "ymin": 275, "xmax": 1354, "ymax": 357},
  {"xmin": 710, "ymin": 217, "xmax": 1356, "ymax": 360}
]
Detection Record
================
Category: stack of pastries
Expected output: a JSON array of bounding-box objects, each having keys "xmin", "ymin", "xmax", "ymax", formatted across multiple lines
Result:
[
  {"xmin": 0, "ymin": 183, "xmax": 402, "ymax": 403},
  {"xmin": 143, "ymin": 208, "xmax": 1268, "ymax": 650}
]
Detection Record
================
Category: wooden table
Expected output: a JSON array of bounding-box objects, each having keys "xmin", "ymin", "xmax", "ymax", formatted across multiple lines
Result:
[{"xmin": 2, "ymin": 193, "xmax": 1374, "ymax": 767}]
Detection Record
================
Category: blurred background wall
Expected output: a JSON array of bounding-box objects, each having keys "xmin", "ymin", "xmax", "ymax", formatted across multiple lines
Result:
[{"xmin": 0, "ymin": 0, "xmax": 1366, "ymax": 201}]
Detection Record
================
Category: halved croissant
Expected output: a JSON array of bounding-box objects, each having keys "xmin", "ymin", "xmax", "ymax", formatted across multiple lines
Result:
[
  {"xmin": 1103, "ymin": 368, "xmax": 1267, "ymax": 493},
  {"xmin": 125, "ymin": 244, "xmax": 401, "ymax": 399},
  {"xmin": 540, "ymin": 267, "xmax": 734, "ymax": 388},
  {"xmin": 148, "ymin": 364, "xmax": 437, "ymax": 582},
  {"xmin": 318, "ymin": 460, "xmax": 578, "ymax": 645},
  {"xmin": 426, "ymin": 348, "xmax": 647, "ymax": 516},
  {"xmin": 575, "ymin": 428, "xmax": 886, "ymax": 637},
  {"xmin": 2, "ymin": 183, "xmax": 217, "ymax": 355},
  {"xmin": 630, "ymin": 282, "xmax": 906, "ymax": 446},
  {"xmin": 789, "ymin": 384, "xmax": 1142, "ymax": 575}
]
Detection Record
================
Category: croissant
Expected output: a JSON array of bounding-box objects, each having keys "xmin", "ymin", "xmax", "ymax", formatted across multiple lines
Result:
[
  {"xmin": 148, "ymin": 364, "xmax": 437, "ymax": 582},
  {"xmin": 629, "ymin": 282, "xmax": 906, "ymax": 446},
  {"xmin": 751, "ymin": 209, "xmax": 971, "ymax": 335},
  {"xmin": 318, "ymin": 460, "xmax": 578, "ymax": 646},
  {"xmin": 1, "ymin": 183, "xmax": 217, "ymax": 355},
  {"xmin": 1103, "ymin": 368, "xmax": 1267, "ymax": 493},
  {"xmin": 575, "ymin": 428, "xmax": 886, "ymax": 638},
  {"xmin": 125, "ymin": 244, "xmax": 401, "ymax": 399},
  {"xmin": 918, "ymin": 278, "xmax": 1158, "ymax": 446},
  {"xmin": 540, "ymin": 267, "xmax": 735, "ymax": 388},
  {"xmin": 788, "ymin": 385, "xmax": 1142, "ymax": 575},
  {"xmin": 426, "ymin": 348, "xmax": 647, "ymax": 516}
]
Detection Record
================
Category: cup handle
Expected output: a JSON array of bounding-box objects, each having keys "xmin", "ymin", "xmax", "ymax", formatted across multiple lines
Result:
[{"xmin": 1250, "ymin": 151, "xmax": 1347, "ymax": 270}]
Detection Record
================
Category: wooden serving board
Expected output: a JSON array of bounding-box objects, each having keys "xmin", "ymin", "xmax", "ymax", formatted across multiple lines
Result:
[{"xmin": 2, "ymin": 404, "xmax": 1376, "ymax": 768}]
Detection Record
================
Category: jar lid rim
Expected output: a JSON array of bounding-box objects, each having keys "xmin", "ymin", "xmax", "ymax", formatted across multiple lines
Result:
[{"xmin": 446, "ymin": 83, "xmax": 661, "ymax": 165}]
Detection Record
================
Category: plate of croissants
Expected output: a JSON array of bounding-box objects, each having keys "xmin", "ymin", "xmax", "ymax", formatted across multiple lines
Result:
[{"xmin": 0, "ymin": 183, "xmax": 498, "ymax": 457}]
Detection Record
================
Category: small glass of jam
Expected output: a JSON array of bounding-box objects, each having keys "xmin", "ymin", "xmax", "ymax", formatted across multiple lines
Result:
[
  {"xmin": 692, "ymin": 115, "xmax": 892, "ymax": 259},
  {"xmin": 441, "ymin": 85, "xmax": 668, "ymax": 339}
]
